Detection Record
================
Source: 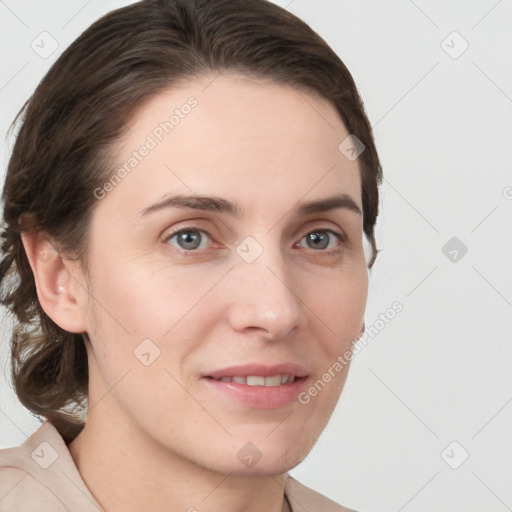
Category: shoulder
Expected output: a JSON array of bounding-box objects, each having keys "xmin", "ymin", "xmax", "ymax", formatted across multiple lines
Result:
[
  {"xmin": 0, "ymin": 421, "xmax": 102, "ymax": 511},
  {"xmin": 0, "ymin": 423, "xmax": 67, "ymax": 511},
  {"xmin": 0, "ymin": 465, "xmax": 67, "ymax": 511},
  {"xmin": 285, "ymin": 475, "xmax": 358, "ymax": 512}
]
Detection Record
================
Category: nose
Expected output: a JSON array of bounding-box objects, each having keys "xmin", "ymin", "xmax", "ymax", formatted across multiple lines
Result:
[{"xmin": 226, "ymin": 239, "xmax": 303, "ymax": 340}]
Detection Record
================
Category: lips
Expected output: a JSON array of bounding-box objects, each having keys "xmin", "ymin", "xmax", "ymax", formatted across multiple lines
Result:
[{"xmin": 200, "ymin": 363, "xmax": 309, "ymax": 408}]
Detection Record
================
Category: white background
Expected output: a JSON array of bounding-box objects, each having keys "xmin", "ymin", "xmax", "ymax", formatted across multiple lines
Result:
[{"xmin": 1, "ymin": 1, "xmax": 511, "ymax": 511}]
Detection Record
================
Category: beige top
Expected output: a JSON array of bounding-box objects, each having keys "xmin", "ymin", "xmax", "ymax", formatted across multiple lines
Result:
[{"xmin": 0, "ymin": 421, "xmax": 356, "ymax": 511}]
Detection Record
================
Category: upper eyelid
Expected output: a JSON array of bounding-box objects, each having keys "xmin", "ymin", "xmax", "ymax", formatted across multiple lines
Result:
[{"xmin": 159, "ymin": 210, "xmax": 353, "ymax": 237}]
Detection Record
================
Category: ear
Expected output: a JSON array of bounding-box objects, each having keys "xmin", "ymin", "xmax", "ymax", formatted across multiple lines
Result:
[
  {"xmin": 21, "ymin": 230, "xmax": 88, "ymax": 334},
  {"xmin": 355, "ymin": 322, "xmax": 365, "ymax": 341}
]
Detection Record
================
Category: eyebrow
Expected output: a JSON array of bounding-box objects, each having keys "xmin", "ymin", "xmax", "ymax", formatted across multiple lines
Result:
[{"xmin": 138, "ymin": 193, "xmax": 362, "ymax": 218}]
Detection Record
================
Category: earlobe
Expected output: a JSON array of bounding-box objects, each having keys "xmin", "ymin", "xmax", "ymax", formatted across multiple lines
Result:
[{"xmin": 21, "ymin": 230, "xmax": 88, "ymax": 334}]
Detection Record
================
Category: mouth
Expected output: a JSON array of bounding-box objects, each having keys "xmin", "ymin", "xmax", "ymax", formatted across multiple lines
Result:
[
  {"xmin": 203, "ymin": 374, "xmax": 305, "ymax": 386},
  {"xmin": 200, "ymin": 363, "xmax": 309, "ymax": 408}
]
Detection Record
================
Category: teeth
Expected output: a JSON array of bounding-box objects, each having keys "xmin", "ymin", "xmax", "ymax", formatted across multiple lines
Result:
[
  {"xmin": 213, "ymin": 375, "xmax": 296, "ymax": 386},
  {"xmin": 246, "ymin": 376, "xmax": 266, "ymax": 386},
  {"xmin": 261, "ymin": 375, "xmax": 281, "ymax": 386}
]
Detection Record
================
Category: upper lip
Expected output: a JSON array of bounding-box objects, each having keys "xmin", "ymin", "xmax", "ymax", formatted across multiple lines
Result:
[{"xmin": 202, "ymin": 363, "xmax": 309, "ymax": 379}]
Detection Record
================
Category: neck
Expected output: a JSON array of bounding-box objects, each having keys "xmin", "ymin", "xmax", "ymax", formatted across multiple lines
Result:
[{"xmin": 68, "ymin": 407, "xmax": 289, "ymax": 512}]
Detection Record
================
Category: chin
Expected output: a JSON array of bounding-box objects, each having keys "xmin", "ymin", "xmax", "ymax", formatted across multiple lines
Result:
[
  {"xmin": 220, "ymin": 434, "xmax": 314, "ymax": 477},
  {"xmin": 214, "ymin": 450, "xmax": 307, "ymax": 477},
  {"xmin": 201, "ymin": 410, "xmax": 331, "ymax": 475}
]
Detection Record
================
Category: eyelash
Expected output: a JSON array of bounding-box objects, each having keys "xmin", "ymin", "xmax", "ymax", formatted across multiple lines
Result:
[{"xmin": 163, "ymin": 226, "xmax": 346, "ymax": 254}]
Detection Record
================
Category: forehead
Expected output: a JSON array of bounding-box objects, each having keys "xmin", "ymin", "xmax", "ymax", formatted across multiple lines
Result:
[{"xmin": 100, "ymin": 73, "xmax": 362, "ymax": 218}]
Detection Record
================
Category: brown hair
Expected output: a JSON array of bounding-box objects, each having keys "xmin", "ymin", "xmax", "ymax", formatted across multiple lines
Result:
[{"xmin": 0, "ymin": 0, "xmax": 382, "ymax": 442}]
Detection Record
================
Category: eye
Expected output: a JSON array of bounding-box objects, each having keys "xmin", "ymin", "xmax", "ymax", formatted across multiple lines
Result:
[
  {"xmin": 163, "ymin": 226, "xmax": 345, "ymax": 254},
  {"xmin": 165, "ymin": 228, "xmax": 212, "ymax": 251},
  {"xmin": 296, "ymin": 228, "xmax": 344, "ymax": 252}
]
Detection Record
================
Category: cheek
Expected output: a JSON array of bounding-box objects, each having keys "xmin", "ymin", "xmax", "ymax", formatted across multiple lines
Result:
[
  {"xmin": 86, "ymin": 253, "xmax": 201, "ymax": 336},
  {"xmin": 83, "ymin": 255, "xmax": 228, "ymax": 388},
  {"xmin": 299, "ymin": 267, "xmax": 366, "ymax": 417},
  {"xmin": 309, "ymin": 263, "xmax": 368, "ymax": 344}
]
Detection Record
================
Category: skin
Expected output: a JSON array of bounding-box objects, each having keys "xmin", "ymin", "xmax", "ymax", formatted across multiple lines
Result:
[{"xmin": 23, "ymin": 73, "xmax": 368, "ymax": 512}]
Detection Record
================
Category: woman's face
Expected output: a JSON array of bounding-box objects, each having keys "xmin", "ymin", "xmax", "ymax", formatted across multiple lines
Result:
[{"xmin": 76, "ymin": 73, "xmax": 367, "ymax": 475}]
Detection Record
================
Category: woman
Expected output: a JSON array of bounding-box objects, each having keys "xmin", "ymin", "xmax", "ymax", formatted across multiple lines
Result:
[{"xmin": 0, "ymin": 0, "xmax": 382, "ymax": 510}]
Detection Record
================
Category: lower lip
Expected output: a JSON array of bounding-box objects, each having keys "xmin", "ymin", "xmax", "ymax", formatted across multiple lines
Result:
[{"xmin": 201, "ymin": 377, "xmax": 308, "ymax": 409}]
